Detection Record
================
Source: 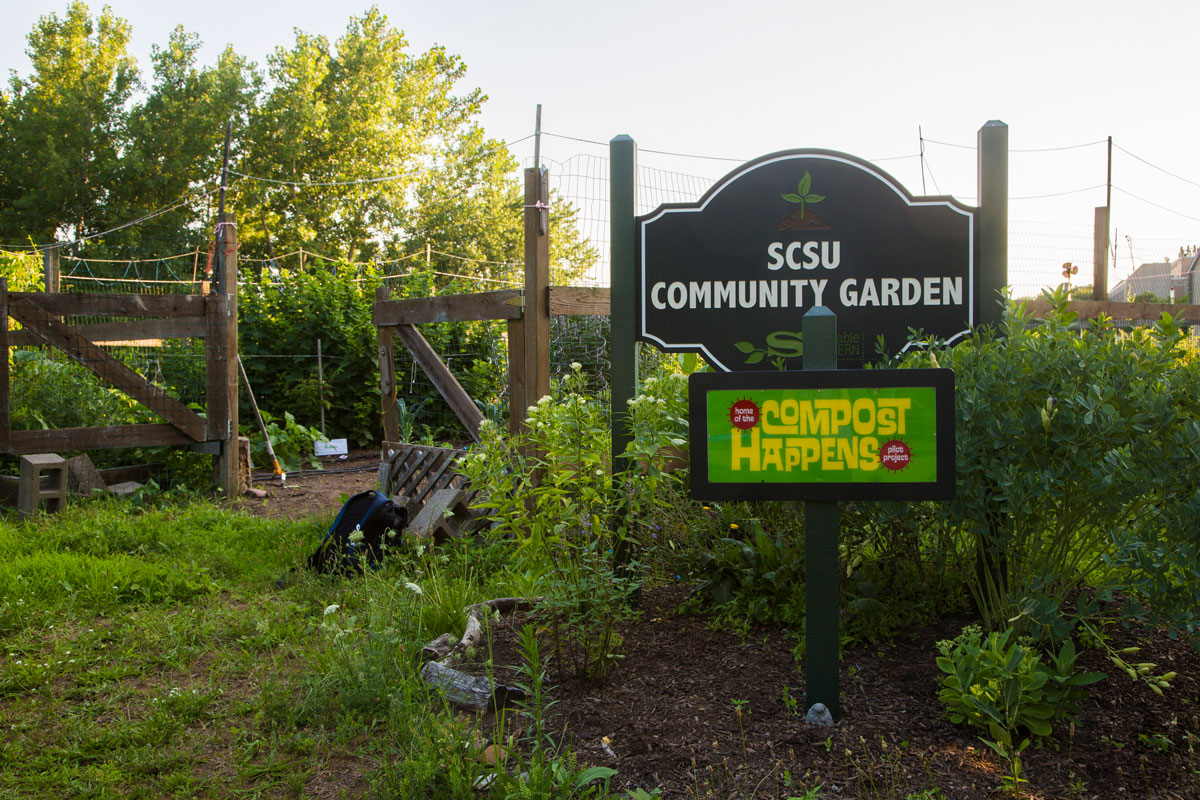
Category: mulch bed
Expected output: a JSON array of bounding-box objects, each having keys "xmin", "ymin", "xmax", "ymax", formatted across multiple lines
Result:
[{"xmin": 465, "ymin": 584, "xmax": 1200, "ymax": 799}]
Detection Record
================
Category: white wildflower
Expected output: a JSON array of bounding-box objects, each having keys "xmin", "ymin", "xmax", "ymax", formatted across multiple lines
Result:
[{"xmin": 323, "ymin": 604, "xmax": 341, "ymax": 617}]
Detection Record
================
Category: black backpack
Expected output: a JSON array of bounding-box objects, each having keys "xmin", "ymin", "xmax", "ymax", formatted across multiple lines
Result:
[{"xmin": 306, "ymin": 490, "xmax": 409, "ymax": 575}]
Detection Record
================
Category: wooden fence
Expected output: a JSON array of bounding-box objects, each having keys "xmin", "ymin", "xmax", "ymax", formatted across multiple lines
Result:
[
  {"xmin": 375, "ymin": 266, "xmax": 1200, "ymax": 443},
  {"xmin": 0, "ymin": 215, "xmax": 241, "ymax": 497}
]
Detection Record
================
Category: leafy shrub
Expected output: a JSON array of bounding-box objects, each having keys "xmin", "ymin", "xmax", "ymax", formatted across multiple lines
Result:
[
  {"xmin": 903, "ymin": 288, "xmax": 1200, "ymax": 639},
  {"xmin": 244, "ymin": 410, "xmax": 326, "ymax": 473},
  {"xmin": 936, "ymin": 624, "xmax": 1105, "ymax": 791},
  {"xmin": 461, "ymin": 364, "xmax": 640, "ymax": 681},
  {"xmin": 690, "ymin": 520, "xmax": 804, "ymax": 624}
]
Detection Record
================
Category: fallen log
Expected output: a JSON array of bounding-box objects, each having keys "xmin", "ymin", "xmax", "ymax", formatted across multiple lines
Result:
[{"xmin": 419, "ymin": 595, "xmax": 543, "ymax": 712}]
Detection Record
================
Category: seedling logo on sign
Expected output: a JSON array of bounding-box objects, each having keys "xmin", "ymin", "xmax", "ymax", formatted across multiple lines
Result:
[
  {"xmin": 689, "ymin": 369, "xmax": 955, "ymax": 501},
  {"xmin": 637, "ymin": 150, "xmax": 978, "ymax": 370}
]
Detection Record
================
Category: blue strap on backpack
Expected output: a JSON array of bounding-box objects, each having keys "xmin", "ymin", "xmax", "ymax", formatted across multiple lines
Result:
[{"xmin": 310, "ymin": 490, "xmax": 395, "ymax": 573}]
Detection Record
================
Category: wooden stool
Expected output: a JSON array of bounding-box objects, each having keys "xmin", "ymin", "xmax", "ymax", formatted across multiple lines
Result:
[{"xmin": 18, "ymin": 453, "xmax": 67, "ymax": 517}]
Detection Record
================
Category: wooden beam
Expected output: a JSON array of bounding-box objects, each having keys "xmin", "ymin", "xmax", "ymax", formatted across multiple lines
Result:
[
  {"xmin": 549, "ymin": 286, "xmax": 611, "ymax": 316},
  {"xmin": 8, "ymin": 292, "xmax": 207, "ymax": 318},
  {"xmin": 523, "ymin": 168, "xmax": 551, "ymax": 409},
  {"xmin": 8, "ymin": 295, "xmax": 207, "ymax": 441},
  {"xmin": 207, "ymin": 213, "xmax": 240, "ymax": 497},
  {"xmin": 7, "ymin": 424, "xmax": 193, "ymax": 453},
  {"xmin": 507, "ymin": 317, "xmax": 526, "ymax": 437},
  {"xmin": 377, "ymin": 286, "xmax": 399, "ymax": 443},
  {"xmin": 393, "ymin": 324, "xmax": 484, "ymax": 442},
  {"xmin": 43, "ymin": 247, "xmax": 60, "ymax": 293},
  {"xmin": 373, "ymin": 290, "xmax": 523, "ymax": 326},
  {"xmin": 9, "ymin": 317, "xmax": 206, "ymax": 347},
  {"xmin": 1024, "ymin": 299, "xmax": 1200, "ymax": 322}
]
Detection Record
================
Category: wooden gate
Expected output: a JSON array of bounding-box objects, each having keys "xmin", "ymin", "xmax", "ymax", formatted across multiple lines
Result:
[{"xmin": 0, "ymin": 218, "xmax": 240, "ymax": 496}]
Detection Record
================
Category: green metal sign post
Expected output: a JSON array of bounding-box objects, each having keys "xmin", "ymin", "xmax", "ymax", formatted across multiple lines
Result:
[{"xmin": 802, "ymin": 307, "xmax": 841, "ymax": 719}]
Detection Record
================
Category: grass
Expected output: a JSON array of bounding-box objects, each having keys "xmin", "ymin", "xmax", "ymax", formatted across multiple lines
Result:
[{"xmin": 0, "ymin": 495, "xmax": 632, "ymax": 799}]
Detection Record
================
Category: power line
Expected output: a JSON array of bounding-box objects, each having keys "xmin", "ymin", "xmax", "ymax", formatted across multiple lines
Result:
[
  {"xmin": 229, "ymin": 135, "xmax": 536, "ymax": 189},
  {"xmin": 1113, "ymin": 143, "xmax": 1200, "ymax": 191},
  {"xmin": 1012, "ymin": 184, "xmax": 1107, "ymax": 200},
  {"xmin": 1112, "ymin": 185, "xmax": 1200, "ymax": 224},
  {"xmin": 923, "ymin": 136, "xmax": 1107, "ymax": 153}
]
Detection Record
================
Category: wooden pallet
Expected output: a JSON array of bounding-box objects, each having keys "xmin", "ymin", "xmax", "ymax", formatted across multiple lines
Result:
[{"xmin": 378, "ymin": 441, "xmax": 470, "ymax": 505}]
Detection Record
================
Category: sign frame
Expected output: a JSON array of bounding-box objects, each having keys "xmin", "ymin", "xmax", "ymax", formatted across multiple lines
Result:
[
  {"xmin": 689, "ymin": 368, "xmax": 956, "ymax": 502},
  {"xmin": 636, "ymin": 149, "xmax": 979, "ymax": 371}
]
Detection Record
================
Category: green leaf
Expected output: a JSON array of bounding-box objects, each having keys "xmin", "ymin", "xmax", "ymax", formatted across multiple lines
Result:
[
  {"xmin": 799, "ymin": 172, "xmax": 812, "ymax": 195},
  {"xmin": 804, "ymin": 193, "xmax": 825, "ymax": 203},
  {"xmin": 781, "ymin": 193, "xmax": 804, "ymax": 203},
  {"xmin": 573, "ymin": 766, "xmax": 617, "ymax": 789},
  {"xmin": 734, "ymin": 341, "xmax": 757, "ymax": 354},
  {"xmin": 1024, "ymin": 717, "xmax": 1052, "ymax": 737},
  {"xmin": 746, "ymin": 351, "xmax": 765, "ymax": 365}
]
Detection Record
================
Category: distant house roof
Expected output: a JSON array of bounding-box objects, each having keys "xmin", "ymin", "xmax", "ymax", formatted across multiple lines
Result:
[{"xmin": 1109, "ymin": 250, "xmax": 1198, "ymax": 301}]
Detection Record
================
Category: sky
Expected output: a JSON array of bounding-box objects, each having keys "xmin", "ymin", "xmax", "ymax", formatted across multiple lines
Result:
[{"xmin": 3, "ymin": 0, "xmax": 1199, "ymax": 294}]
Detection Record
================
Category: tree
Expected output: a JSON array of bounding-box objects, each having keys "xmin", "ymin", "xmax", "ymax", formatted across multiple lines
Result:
[
  {"xmin": 113, "ymin": 26, "xmax": 261, "ymax": 256},
  {"xmin": 0, "ymin": 2, "xmax": 138, "ymax": 247},
  {"xmin": 234, "ymin": 9, "xmax": 491, "ymax": 263}
]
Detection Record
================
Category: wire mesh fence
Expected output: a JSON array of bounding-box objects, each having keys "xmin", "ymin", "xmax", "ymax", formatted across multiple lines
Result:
[{"xmin": 13, "ymin": 136, "xmax": 1200, "ymax": 451}]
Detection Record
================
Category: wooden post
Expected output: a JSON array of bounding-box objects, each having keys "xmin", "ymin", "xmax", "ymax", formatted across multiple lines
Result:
[
  {"xmin": 507, "ymin": 317, "xmax": 526, "ymax": 437},
  {"xmin": 43, "ymin": 246, "xmax": 60, "ymax": 293},
  {"xmin": 609, "ymin": 136, "xmax": 638, "ymax": 481},
  {"xmin": 522, "ymin": 167, "xmax": 551, "ymax": 411},
  {"xmin": 1093, "ymin": 206, "xmax": 1110, "ymax": 301},
  {"xmin": 609, "ymin": 135, "xmax": 638, "ymax": 575},
  {"xmin": 0, "ymin": 278, "xmax": 9, "ymax": 454},
  {"xmin": 317, "ymin": 337, "xmax": 325, "ymax": 436},
  {"xmin": 977, "ymin": 121, "xmax": 1009, "ymax": 329},
  {"xmin": 377, "ymin": 286, "xmax": 399, "ymax": 443},
  {"xmin": 802, "ymin": 306, "xmax": 840, "ymax": 720},
  {"xmin": 207, "ymin": 213, "xmax": 239, "ymax": 497}
]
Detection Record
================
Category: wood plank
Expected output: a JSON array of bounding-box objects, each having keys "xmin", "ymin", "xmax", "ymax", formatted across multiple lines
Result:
[
  {"xmin": 393, "ymin": 324, "xmax": 484, "ymax": 442},
  {"xmin": 1024, "ymin": 299, "xmax": 1200, "ymax": 322},
  {"xmin": 9, "ymin": 317, "xmax": 206, "ymax": 347},
  {"xmin": 9, "ymin": 296, "xmax": 207, "ymax": 441},
  {"xmin": 549, "ymin": 286, "xmax": 611, "ymax": 316},
  {"xmin": 8, "ymin": 424, "xmax": 193, "ymax": 453},
  {"xmin": 523, "ymin": 168, "xmax": 551, "ymax": 411},
  {"xmin": 377, "ymin": 287, "xmax": 399, "ymax": 443},
  {"xmin": 373, "ymin": 290, "xmax": 523, "ymax": 326},
  {"xmin": 506, "ymin": 318, "xmax": 525, "ymax": 437},
  {"xmin": 213, "ymin": 213, "xmax": 240, "ymax": 497},
  {"xmin": 9, "ymin": 292, "xmax": 207, "ymax": 318}
]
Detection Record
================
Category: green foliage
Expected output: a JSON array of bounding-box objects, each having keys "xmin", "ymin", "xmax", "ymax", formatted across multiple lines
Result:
[
  {"xmin": 9, "ymin": 349, "xmax": 153, "ymax": 431},
  {"xmin": 690, "ymin": 521, "xmax": 804, "ymax": 625},
  {"xmin": 903, "ymin": 287, "xmax": 1200, "ymax": 640},
  {"xmin": 936, "ymin": 625, "xmax": 1105, "ymax": 792},
  {"xmin": 460, "ymin": 365, "xmax": 638, "ymax": 681},
  {"xmin": 238, "ymin": 265, "xmax": 381, "ymax": 446},
  {"xmin": 245, "ymin": 410, "xmax": 325, "ymax": 473},
  {"xmin": 0, "ymin": 249, "xmax": 42, "ymax": 292},
  {"xmin": 0, "ymin": 2, "xmax": 138, "ymax": 245}
]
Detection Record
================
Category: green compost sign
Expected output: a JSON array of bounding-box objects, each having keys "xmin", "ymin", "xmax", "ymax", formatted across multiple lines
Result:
[{"xmin": 689, "ymin": 368, "xmax": 955, "ymax": 501}]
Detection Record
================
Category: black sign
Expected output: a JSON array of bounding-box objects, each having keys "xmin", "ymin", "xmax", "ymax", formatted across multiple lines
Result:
[{"xmin": 637, "ymin": 150, "xmax": 978, "ymax": 370}]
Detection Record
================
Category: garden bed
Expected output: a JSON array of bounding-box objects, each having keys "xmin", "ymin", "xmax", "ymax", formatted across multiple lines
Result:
[
  {"xmin": 463, "ymin": 584, "xmax": 1200, "ymax": 798},
  {"xmin": 236, "ymin": 455, "xmax": 1200, "ymax": 798}
]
